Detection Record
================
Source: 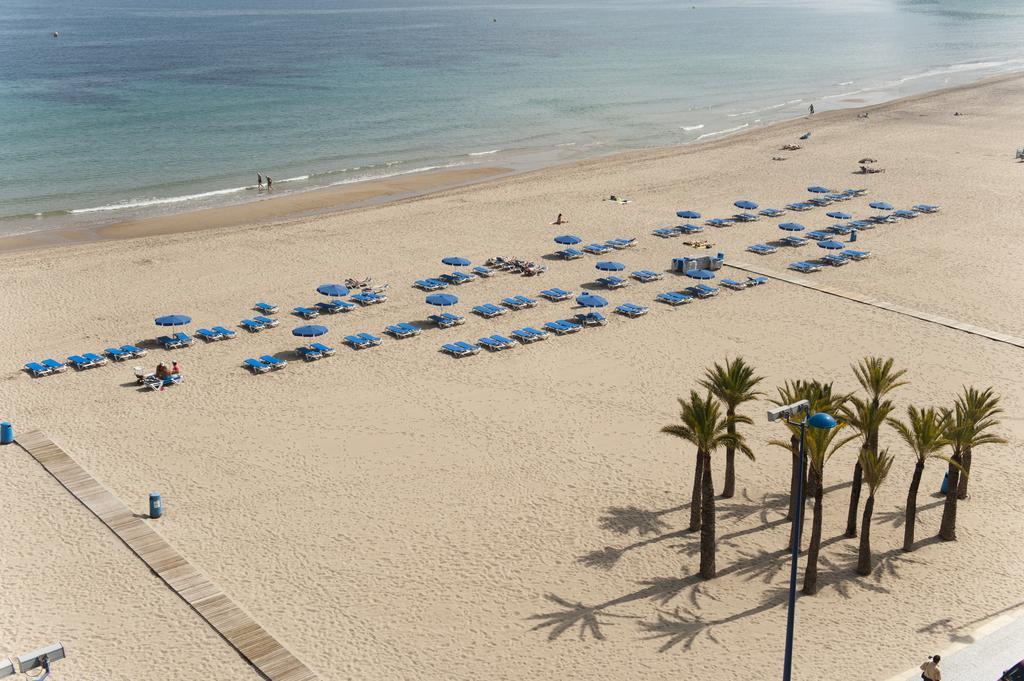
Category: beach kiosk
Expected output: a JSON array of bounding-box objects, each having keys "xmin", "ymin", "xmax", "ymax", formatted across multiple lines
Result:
[{"xmin": 671, "ymin": 252, "xmax": 725, "ymax": 274}]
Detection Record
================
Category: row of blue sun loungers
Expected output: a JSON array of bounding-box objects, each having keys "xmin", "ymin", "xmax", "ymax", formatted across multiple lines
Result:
[
  {"xmin": 721, "ymin": 277, "xmax": 769, "ymax": 290},
  {"xmin": 539, "ymin": 288, "xmax": 573, "ymax": 301},
  {"xmin": 598, "ymin": 275, "xmax": 629, "ymax": 289},
  {"xmin": 157, "ymin": 332, "xmax": 194, "ymax": 350},
  {"xmin": 653, "ymin": 224, "xmax": 704, "ymax": 238}
]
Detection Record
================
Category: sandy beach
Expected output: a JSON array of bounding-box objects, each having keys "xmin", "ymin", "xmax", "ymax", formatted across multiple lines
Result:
[{"xmin": 2, "ymin": 74, "xmax": 1024, "ymax": 681}]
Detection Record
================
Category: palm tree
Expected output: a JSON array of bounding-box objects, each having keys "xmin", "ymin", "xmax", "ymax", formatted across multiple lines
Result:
[
  {"xmin": 939, "ymin": 387, "xmax": 1005, "ymax": 541},
  {"xmin": 801, "ymin": 422, "xmax": 855, "ymax": 594},
  {"xmin": 771, "ymin": 380, "xmax": 848, "ymax": 546},
  {"xmin": 842, "ymin": 357, "xmax": 907, "ymax": 538},
  {"xmin": 661, "ymin": 391, "xmax": 750, "ymax": 578},
  {"xmin": 700, "ymin": 357, "xmax": 764, "ymax": 499},
  {"xmin": 955, "ymin": 387, "xmax": 1004, "ymax": 500},
  {"xmin": 856, "ymin": 447, "xmax": 894, "ymax": 575},
  {"xmin": 888, "ymin": 407, "xmax": 952, "ymax": 551}
]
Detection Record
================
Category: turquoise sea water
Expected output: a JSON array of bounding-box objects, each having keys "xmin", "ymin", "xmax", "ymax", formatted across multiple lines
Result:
[{"xmin": 3, "ymin": 0, "xmax": 1024, "ymax": 235}]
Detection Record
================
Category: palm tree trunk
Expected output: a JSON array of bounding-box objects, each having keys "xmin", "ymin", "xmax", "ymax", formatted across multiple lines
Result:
[
  {"xmin": 939, "ymin": 455, "xmax": 962, "ymax": 541},
  {"xmin": 699, "ymin": 451, "xmax": 717, "ymax": 579},
  {"xmin": 802, "ymin": 467, "xmax": 824, "ymax": 595},
  {"xmin": 856, "ymin": 493, "xmax": 875, "ymax": 575},
  {"xmin": 689, "ymin": 450, "xmax": 704, "ymax": 531},
  {"xmin": 786, "ymin": 435, "xmax": 799, "ymax": 521},
  {"xmin": 903, "ymin": 461, "xmax": 924, "ymax": 552},
  {"xmin": 956, "ymin": 448, "xmax": 972, "ymax": 500},
  {"xmin": 845, "ymin": 455, "xmax": 864, "ymax": 538},
  {"xmin": 722, "ymin": 410, "xmax": 737, "ymax": 498}
]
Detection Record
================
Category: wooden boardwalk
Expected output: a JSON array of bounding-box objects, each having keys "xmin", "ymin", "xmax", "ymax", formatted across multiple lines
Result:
[
  {"xmin": 15, "ymin": 430, "xmax": 318, "ymax": 681},
  {"xmin": 726, "ymin": 261, "xmax": 1024, "ymax": 349}
]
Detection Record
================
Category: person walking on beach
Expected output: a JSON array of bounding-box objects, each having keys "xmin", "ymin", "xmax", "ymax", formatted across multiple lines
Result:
[
  {"xmin": 809, "ymin": 104, "xmax": 815, "ymax": 115},
  {"xmin": 266, "ymin": 175, "xmax": 273, "ymax": 191},
  {"xmin": 257, "ymin": 173, "xmax": 263, "ymax": 190},
  {"xmin": 921, "ymin": 654, "xmax": 942, "ymax": 680}
]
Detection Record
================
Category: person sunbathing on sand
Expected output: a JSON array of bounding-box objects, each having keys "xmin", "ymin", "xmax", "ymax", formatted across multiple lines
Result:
[{"xmin": 553, "ymin": 213, "xmax": 567, "ymax": 225}]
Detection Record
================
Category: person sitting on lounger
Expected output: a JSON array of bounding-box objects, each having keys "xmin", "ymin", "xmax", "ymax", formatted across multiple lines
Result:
[
  {"xmin": 171, "ymin": 360, "xmax": 181, "ymax": 375},
  {"xmin": 156, "ymin": 363, "xmax": 170, "ymax": 380}
]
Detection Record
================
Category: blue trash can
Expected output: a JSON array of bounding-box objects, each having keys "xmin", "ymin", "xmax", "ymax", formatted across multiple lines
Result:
[
  {"xmin": 0, "ymin": 422, "xmax": 12, "ymax": 445},
  {"xmin": 940, "ymin": 472, "xmax": 949, "ymax": 495},
  {"xmin": 149, "ymin": 492, "xmax": 163, "ymax": 519},
  {"xmin": 850, "ymin": 230, "xmax": 858, "ymax": 243}
]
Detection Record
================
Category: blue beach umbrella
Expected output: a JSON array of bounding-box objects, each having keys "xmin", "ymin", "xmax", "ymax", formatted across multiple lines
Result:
[
  {"xmin": 441, "ymin": 256, "xmax": 471, "ymax": 267},
  {"xmin": 676, "ymin": 210, "xmax": 701, "ymax": 219},
  {"xmin": 734, "ymin": 200, "xmax": 758, "ymax": 210},
  {"xmin": 869, "ymin": 201, "xmax": 894, "ymax": 210},
  {"xmin": 553, "ymin": 234, "xmax": 582, "ymax": 245},
  {"xmin": 576, "ymin": 294, "xmax": 609, "ymax": 308},
  {"xmin": 778, "ymin": 222, "xmax": 806, "ymax": 232},
  {"xmin": 154, "ymin": 315, "xmax": 191, "ymax": 327},
  {"xmin": 817, "ymin": 240, "xmax": 845, "ymax": 250},
  {"xmin": 426, "ymin": 293, "xmax": 459, "ymax": 307},
  {"xmin": 685, "ymin": 269, "xmax": 715, "ymax": 279},
  {"xmin": 317, "ymin": 283, "xmax": 349, "ymax": 297},
  {"xmin": 807, "ymin": 186, "xmax": 831, "ymax": 194},
  {"xmin": 595, "ymin": 261, "xmax": 625, "ymax": 272},
  {"xmin": 292, "ymin": 324, "xmax": 329, "ymax": 338},
  {"xmin": 826, "ymin": 211, "xmax": 852, "ymax": 220}
]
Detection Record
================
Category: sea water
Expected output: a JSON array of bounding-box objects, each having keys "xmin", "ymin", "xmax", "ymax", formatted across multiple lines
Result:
[{"xmin": 2, "ymin": 0, "xmax": 1024, "ymax": 235}]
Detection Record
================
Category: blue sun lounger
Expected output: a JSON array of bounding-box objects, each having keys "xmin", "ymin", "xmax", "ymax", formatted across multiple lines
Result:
[
  {"xmin": 597, "ymin": 275, "xmax": 629, "ymax": 289},
  {"xmin": 351, "ymin": 291, "xmax": 387, "ymax": 305},
  {"xmin": 677, "ymin": 223, "xmax": 704, "ymax": 234},
  {"xmin": 732, "ymin": 213, "xmax": 759, "ymax": 222},
  {"xmin": 829, "ymin": 224, "xmax": 854, "ymax": 236},
  {"xmin": 583, "ymin": 243, "xmax": 612, "ymax": 255},
  {"xmin": 309, "ymin": 342, "xmax": 336, "ymax": 356},
  {"xmin": 25, "ymin": 361, "xmax": 51, "ymax": 377},
  {"xmin": 789, "ymin": 261, "xmax": 822, "ymax": 273},
  {"xmin": 442, "ymin": 341, "xmax": 480, "ymax": 357},
  {"xmin": 473, "ymin": 265, "xmax": 494, "ymax": 277},
  {"xmin": 781, "ymin": 236, "xmax": 808, "ymax": 247},
  {"xmin": 606, "ymin": 238, "xmax": 637, "ymax": 249},
  {"xmin": 211, "ymin": 326, "xmax": 236, "ymax": 340},
  {"xmin": 293, "ymin": 307, "xmax": 319, "ymax": 319},
  {"xmin": 685, "ymin": 284, "xmax": 719, "ymax": 299},
  {"xmin": 786, "ymin": 203, "xmax": 813, "ymax": 211},
  {"xmin": 254, "ymin": 302, "xmax": 278, "ymax": 314},
  {"xmin": 653, "ymin": 228, "xmax": 678, "ymax": 238},
  {"xmin": 511, "ymin": 328, "xmax": 547, "ymax": 343},
  {"xmin": 656, "ymin": 291, "xmax": 692, "ymax": 306},
  {"xmin": 706, "ymin": 218, "xmax": 732, "ymax": 228},
  {"xmin": 415, "ymin": 279, "xmax": 447, "ymax": 291},
  {"xmin": 893, "ymin": 209, "xmax": 919, "ymax": 219},
  {"xmin": 345, "ymin": 333, "xmax": 381, "ymax": 349},
  {"xmin": 747, "ymin": 244, "xmax": 777, "ymax": 255},
  {"xmin": 43, "ymin": 358, "xmax": 68, "ymax": 372},
  {"xmin": 557, "ymin": 248, "xmax": 584, "ymax": 259},
  {"xmin": 439, "ymin": 271, "xmax": 475, "ymax": 285},
  {"xmin": 314, "ymin": 302, "xmax": 343, "ymax": 315},
  {"xmin": 473, "ymin": 303, "xmax": 507, "ymax": 318},
  {"xmin": 502, "ymin": 297, "xmax": 530, "ymax": 311},
  {"xmin": 807, "ymin": 197, "xmax": 832, "ymax": 207},
  {"xmin": 806, "ymin": 231, "xmax": 832, "ymax": 241},
  {"xmin": 573, "ymin": 312, "xmax": 607, "ymax": 327},
  {"xmin": 842, "ymin": 249, "xmax": 871, "ymax": 260},
  {"xmin": 615, "ymin": 303, "xmax": 649, "ymax": 318},
  {"xmin": 240, "ymin": 319, "xmax": 265, "ymax": 332},
  {"xmin": 760, "ymin": 208, "xmax": 785, "ymax": 217},
  {"xmin": 429, "ymin": 312, "xmax": 465, "ymax": 328},
  {"xmin": 747, "ymin": 276, "xmax": 769, "ymax": 286},
  {"xmin": 194, "ymin": 329, "xmax": 222, "ymax": 343},
  {"xmin": 631, "ymin": 270, "xmax": 664, "ymax": 283},
  {"xmin": 244, "ymin": 358, "xmax": 272, "ymax": 374},
  {"xmin": 105, "ymin": 346, "xmax": 132, "ymax": 360},
  {"xmin": 821, "ymin": 253, "xmax": 849, "ymax": 266},
  {"xmin": 157, "ymin": 335, "xmax": 186, "ymax": 350},
  {"xmin": 260, "ymin": 355, "xmax": 289, "ymax": 369},
  {"xmin": 721, "ymin": 279, "xmax": 749, "ymax": 290},
  {"xmin": 386, "ymin": 323, "xmax": 421, "ymax": 339},
  {"xmin": 68, "ymin": 354, "xmax": 105, "ymax": 370},
  {"xmin": 913, "ymin": 204, "xmax": 939, "ymax": 213},
  {"xmin": 539, "ymin": 288, "xmax": 573, "ymax": 301},
  {"xmin": 478, "ymin": 336, "xmax": 510, "ymax": 351},
  {"xmin": 544, "ymin": 320, "xmax": 582, "ymax": 335},
  {"xmin": 296, "ymin": 347, "xmax": 323, "ymax": 361},
  {"xmin": 84, "ymin": 352, "xmax": 110, "ymax": 365}
]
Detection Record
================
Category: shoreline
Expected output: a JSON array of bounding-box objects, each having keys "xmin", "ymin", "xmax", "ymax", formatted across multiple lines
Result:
[{"xmin": 2, "ymin": 70, "xmax": 1022, "ymax": 257}]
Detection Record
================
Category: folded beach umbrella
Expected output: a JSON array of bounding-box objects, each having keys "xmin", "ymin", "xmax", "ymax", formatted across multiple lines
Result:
[
  {"xmin": 154, "ymin": 314, "xmax": 191, "ymax": 327},
  {"xmin": 826, "ymin": 211, "xmax": 852, "ymax": 220},
  {"xmin": 553, "ymin": 234, "xmax": 582, "ymax": 245},
  {"xmin": 734, "ymin": 200, "xmax": 758, "ymax": 210},
  {"xmin": 426, "ymin": 293, "xmax": 459, "ymax": 307},
  {"xmin": 869, "ymin": 201, "xmax": 893, "ymax": 211},
  {"xmin": 441, "ymin": 256, "xmax": 471, "ymax": 267},
  {"xmin": 676, "ymin": 210, "xmax": 701, "ymax": 219},
  {"xmin": 292, "ymin": 324, "xmax": 329, "ymax": 338},
  {"xmin": 778, "ymin": 222, "xmax": 806, "ymax": 232},
  {"xmin": 685, "ymin": 269, "xmax": 715, "ymax": 280},
  {"xmin": 576, "ymin": 293, "xmax": 609, "ymax": 308},
  {"xmin": 807, "ymin": 186, "xmax": 831, "ymax": 194},
  {"xmin": 317, "ymin": 283, "xmax": 349, "ymax": 297},
  {"xmin": 817, "ymin": 240, "xmax": 845, "ymax": 250},
  {"xmin": 595, "ymin": 261, "xmax": 625, "ymax": 272}
]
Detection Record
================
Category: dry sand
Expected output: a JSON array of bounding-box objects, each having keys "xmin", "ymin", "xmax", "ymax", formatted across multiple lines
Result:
[{"xmin": 2, "ymin": 74, "xmax": 1023, "ymax": 681}]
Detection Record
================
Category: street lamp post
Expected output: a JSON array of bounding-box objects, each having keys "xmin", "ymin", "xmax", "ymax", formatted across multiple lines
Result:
[{"xmin": 768, "ymin": 400, "xmax": 837, "ymax": 681}]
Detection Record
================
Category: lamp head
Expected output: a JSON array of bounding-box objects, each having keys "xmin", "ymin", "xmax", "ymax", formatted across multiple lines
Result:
[{"xmin": 808, "ymin": 412, "xmax": 837, "ymax": 430}]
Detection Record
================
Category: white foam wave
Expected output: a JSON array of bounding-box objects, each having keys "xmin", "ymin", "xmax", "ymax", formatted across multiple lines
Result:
[
  {"xmin": 822, "ymin": 90, "xmax": 864, "ymax": 99},
  {"xmin": 278, "ymin": 175, "xmax": 309, "ymax": 183},
  {"xmin": 71, "ymin": 185, "xmax": 250, "ymax": 213},
  {"xmin": 787, "ymin": 99, "xmax": 803, "ymax": 104},
  {"xmin": 468, "ymin": 149, "xmax": 500, "ymax": 156},
  {"xmin": 696, "ymin": 123, "xmax": 748, "ymax": 141},
  {"xmin": 555, "ymin": 142, "xmax": 577, "ymax": 147},
  {"xmin": 680, "ymin": 124, "xmax": 705, "ymax": 131},
  {"xmin": 837, "ymin": 80, "xmax": 854, "ymax": 86},
  {"xmin": 326, "ymin": 162, "xmax": 466, "ymax": 187}
]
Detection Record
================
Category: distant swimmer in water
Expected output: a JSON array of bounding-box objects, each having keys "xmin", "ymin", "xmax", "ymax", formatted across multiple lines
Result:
[
  {"xmin": 553, "ymin": 213, "xmax": 567, "ymax": 225},
  {"xmin": 266, "ymin": 176, "xmax": 273, "ymax": 191},
  {"xmin": 257, "ymin": 173, "xmax": 263, "ymax": 190}
]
